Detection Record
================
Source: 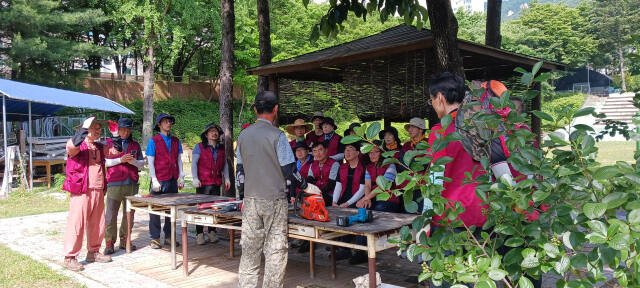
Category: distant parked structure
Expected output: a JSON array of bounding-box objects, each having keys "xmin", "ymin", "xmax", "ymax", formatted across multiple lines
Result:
[{"xmin": 555, "ymin": 68, "xmax": 613, "ymax": 97}]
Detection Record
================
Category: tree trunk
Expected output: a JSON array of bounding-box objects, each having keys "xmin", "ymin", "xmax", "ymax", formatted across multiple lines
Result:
[
  {"xmin": 113, "ymin": 55, "xmax": 122, "ymax": 79},
  {"xmin": 425, "ymin": 0, "xmax": 465, "ymax": 128},
  {"xmin": 426, "ymin": 0, "xmax": 465, "ymax": 78},
  {"xmin": 142, "ymin": 45, "xmax": 155, "ymax": 149},
  {"xmin": 618, "ymin": 41, "xmax": 626, "ymax": 91},
  {"xmin": 485, "ymin": 0, "xmax": 502, "ymax": 48},
  {"xmin": 220, "ymin": 0, "xmax": 235, "ymax": 197},
  {"xmin": 257, "ymin": 0, "xmax": 272, "ymax": 92}
]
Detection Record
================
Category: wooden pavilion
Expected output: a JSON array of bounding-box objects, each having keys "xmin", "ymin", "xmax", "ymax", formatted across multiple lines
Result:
[{"xmin": 247, "ymin": 25, "xmax": 565, "ymax": 137}]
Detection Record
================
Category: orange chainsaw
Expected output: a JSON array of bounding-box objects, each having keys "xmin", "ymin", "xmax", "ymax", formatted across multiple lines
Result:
[{"xmin": 294, "ymin": 192, "xmax": 329, "ymax": 222}]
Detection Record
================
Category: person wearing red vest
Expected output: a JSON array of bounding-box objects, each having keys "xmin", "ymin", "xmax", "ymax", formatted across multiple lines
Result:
[
  {"xmin": 63, "ymin": 117, "xmax": 118, "ymax": 271},
  {"xmin": 306, "ymin": 142, "xmax": 340, "ymax": 205},
  {"xmin": 379, "ymin": 126, "xmax": 403, "ymax": 162},
  {"xmin": 305, "ymin": 112, "xmax": 324, "ymax": 146},
  {"xmin": 320, "ymin": 117, "xmax": 344, "ymax": 161},
  {"xmin": 289, "ymin": 141, "xmax": 313, "ymax": 204},
  {"xmin": 191, "ymin": 123, "xmax": 230, "ymax": 245},
  {"xmin": 145, "ymin": 113, "xmax": 184, "ymax": 249},
  {"xmin": 332, "ymin": 142, "xmax": 365, "ymax": 208},
  {"xmin": 286, "ymin": 118, "xmax": 313, "ymax": 148},
  {"xmin": 103, "ymin": 118, "xmax": 144, "ymax": 255},
  {"xmin": 402, "ymin": 117, "xmax": 428, "ymax": 153},
  {"xmin": 356, "ymin": 141, "xmax": 400, "ymax": 213}
]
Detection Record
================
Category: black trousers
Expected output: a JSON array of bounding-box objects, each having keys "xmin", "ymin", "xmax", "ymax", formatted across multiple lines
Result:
[{"xmin": 196, "ymin": 184, "xmax": 220, "ymax": 234}]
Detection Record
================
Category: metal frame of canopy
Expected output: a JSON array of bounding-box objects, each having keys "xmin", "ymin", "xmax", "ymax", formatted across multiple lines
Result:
[{"xmin": 0, "ymin": 80, "xmax": 134, "ymax": 196}]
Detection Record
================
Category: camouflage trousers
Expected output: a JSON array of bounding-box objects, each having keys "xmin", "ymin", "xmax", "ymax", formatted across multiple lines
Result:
[{"xmin": 238, "ymin": 197, "xmax": 288, "ymax": 288}]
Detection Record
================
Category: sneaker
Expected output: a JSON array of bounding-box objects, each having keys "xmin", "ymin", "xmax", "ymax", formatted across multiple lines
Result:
[
  {"xmin": 208, "ymin": 231, "xmax": 219, "ymax": 243},
  {"xmin": 63, "ymin": 257, "xmax": 84, "ymax": 271},
  {"xmin": 165, "ymin": 238, "xmax": 180, "ymax": 247},
  {"xmin": 349, "ymin": 251, "xmax": 368, "ymax": 265},
  {"xmin": 118, "ymin": 238, "xmax": 136, "ymax": 251},
  {"xmin": 197, "ymin": 233, "xmax": 205, "ymax": 245},
  {"xmin": 85, "ymin": 251, "xmax": 112, "ymax": 263},
  {"xmin": 150, "ymin": 239, "xmax": 162, "ymax": 249},
  {"xmin": 104, "ymin": 240, "xmax": 115, "ymax": 255}
]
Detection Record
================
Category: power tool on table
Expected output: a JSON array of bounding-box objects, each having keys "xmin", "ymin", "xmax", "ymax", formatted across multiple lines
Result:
[
  {"xmin": 336, "ymin": 208, "xmax": 373, "ymax": 227},
  {"xmin": 294, "ymin": 191, "xmax": 329, "ymax": 222},
  {"xmin": 197, "ymin": 200, "xmax": 243, "ymax": 212}
]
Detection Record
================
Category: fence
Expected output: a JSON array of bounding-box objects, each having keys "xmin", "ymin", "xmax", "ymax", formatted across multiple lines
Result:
[{"xmin": 83, "ymin": 75, "xmax": 244, "ymax": 103}]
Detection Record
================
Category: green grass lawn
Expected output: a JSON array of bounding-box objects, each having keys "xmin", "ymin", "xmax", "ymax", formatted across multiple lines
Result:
[
  {"xmin": 596, "ymin": 141, "xmax": 637, "ymax": 166},
  {"xmin": 0, "ymin": 244, "xmax": 83, "ymax": 288},
  {"xmin": 0, "ymin": 188, "xmax": 70, "ymax": 219}
]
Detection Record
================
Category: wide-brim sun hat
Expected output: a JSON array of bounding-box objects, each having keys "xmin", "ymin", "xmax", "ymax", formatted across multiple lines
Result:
[
  {"xmin": 404, "ymin": 117, "xmax": 426, "ymax": 131},
  {"xmin": 286, "ymin": 119, "xmax": 313, "ymax": 135}
]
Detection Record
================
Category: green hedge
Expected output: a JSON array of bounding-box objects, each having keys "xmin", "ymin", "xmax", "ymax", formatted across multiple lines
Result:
[
  {"xmin": 118, "ymin": 99, "xmax": 256, "ymax": 148},
  {"xmin": 541, "ymin": 92, "xmax": 587, "ymax": 130}
]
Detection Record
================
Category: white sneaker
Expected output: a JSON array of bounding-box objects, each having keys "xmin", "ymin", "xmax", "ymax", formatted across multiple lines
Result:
[
  {"xmin": 196, "ymin": 233, "xmax": 205, "ymax": 245},
  {"xmin": 208, "ymin": 231, "xmax": 219, "ymax": 243}
]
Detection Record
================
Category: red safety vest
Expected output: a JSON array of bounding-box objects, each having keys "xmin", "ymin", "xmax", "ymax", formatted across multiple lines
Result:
[
  {"xmin": 366, "ymin": 163, "xmax": 400, "ymax": 204},
  {"xmin": 63, "ymin": 141, "xmax": 105, "ymax": 194},
  {"xmin": 325, "ymin": 133, "xmax": 342, "ymax": 157},
  {"xmin": 428, "ymin": 114, "xmax": 487, "ymax": 228},
  {"xmin": 105, "ymin": 138, "xmax": 140, "ymax": 183},
  {"xmin": 310, "ymin": 158, "xmax": 336, "ymax": 191},
  {"xmin": 196, "ymin": 143, "xmax": 226, "ymax": 186},
  {"xmin": 305, "ymin": 132, "xmax": 323, "ymax": 147},
  {"xmin": 152, "ymin": 134, "xmax": 180, "ymax": 181},
  {"xmin": 338, "ymin": 161, "xmax": 365, "ymax": 204}
]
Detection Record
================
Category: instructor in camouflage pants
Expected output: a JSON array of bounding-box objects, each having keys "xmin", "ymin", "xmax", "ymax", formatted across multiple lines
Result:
[{"xmin": 236, "ymin": 91, "xmax": 321, "ymax": 288}]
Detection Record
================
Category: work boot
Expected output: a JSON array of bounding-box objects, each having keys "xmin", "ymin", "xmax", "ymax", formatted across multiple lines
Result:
[
  {"xmin": 197, "ymin": 233, "xmax": 205, "ymax": 245},
  {"xmin": 165, "ymin": 238, "xmax": 180, "ymax": 247},
  {"xmin": 104, "ymin": 240, "xmax": 115, "ymax": 255},
  {"xmin": 85, "ymin": 251, "xmax": 112, "ymax": 263},
  {"xmin": 208, "ymin": 231, "xmax": 219, "ymax": 243},
  {"xmin": 63, "ymin": 257, "xmax": 84, "ymax": 271},
  {"xmin": 150, "ymin": 239, "xmax": 162, "ymax": 249},
  {"xmin": 349, "ymin": 250, "xmax": 368, "ymax": 265},
  {"xmin": 118, "ymin": 238, "xmax": 136, "ymax": 251}
]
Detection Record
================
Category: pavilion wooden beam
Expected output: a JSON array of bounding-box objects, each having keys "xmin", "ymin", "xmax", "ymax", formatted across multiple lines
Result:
[{"xmin": 248, "ymin": 40, "xmax": 433, "ymax": 77}]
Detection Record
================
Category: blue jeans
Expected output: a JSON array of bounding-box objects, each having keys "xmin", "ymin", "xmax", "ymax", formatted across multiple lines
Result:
[{"xmin": 148, "ymin": 178, "xmax": 178, "ymax": 240}]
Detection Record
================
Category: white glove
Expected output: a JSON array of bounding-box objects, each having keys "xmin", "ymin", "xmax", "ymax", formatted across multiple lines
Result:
[
  {"xmin": 304, "ymin": 183, "xmax": 322, "ymax": 195},
  {"xmin": 192, "ymin": 178, "xmax": 201, "ymax": 188},
  {"xmin": 178, "ymin": 177, "xmax": 185, "ymax": 189},
  {"xmin": 151, "ymin": 177, "xmax": 161, "ymax": 192},
  {"xmin": 82, "ymin": 117, "xmax": 96, "ymax": 129}
]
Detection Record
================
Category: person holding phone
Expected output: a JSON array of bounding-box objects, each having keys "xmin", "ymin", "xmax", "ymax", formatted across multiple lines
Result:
[
  {"xmin": 146, "ymin": 113, "xmax": 185, "ymax": 249},
  {"xmin": 103, "ymin": 118, "xmax": 145, "ymax": 254},
  {"xmin": 191, "ymin": 123, "xmax": 230, "ymax": 245}
]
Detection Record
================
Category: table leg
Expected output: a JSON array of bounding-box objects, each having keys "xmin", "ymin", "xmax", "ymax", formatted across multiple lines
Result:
[
  {"xmin": 46, "ymin": 163, "xmax": 51, "ymax": 188},
  {"xmin": 309, "ymin": 241, "xmax": 315, "ymax": 279},
  {"xmin": 367, "ymin": 235, "xmax": 376, "ymax": 288},
  {"xmin": 171, "ymin": 206, "xmax": 177, "ymax": 270},
  {"xmin": 330, "ymin": 245, "xmax": 336, "ymax": 280},
  {"xmin": 229, "ymin": 229, "xmax": 234, "ymax": 258},
  {"xmin": 182, "ymin": 222, "xmax": 189, "ymax": 276},
  {"xmin": 126, "ymin": 199, "xmax": 132, "ymax": 253}
]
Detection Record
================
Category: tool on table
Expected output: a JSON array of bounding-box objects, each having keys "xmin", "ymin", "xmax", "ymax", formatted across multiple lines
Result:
[
  {"xmin": 336, "ymin": 208, "xmax": 373, "ymax": 227},
  {"xmin": 294, "ymin": 191, "xmax": 329, "ymax": 222},
  {"xmin": 197, "ymin": 200, "xmax": 242, "ymax": 211}
]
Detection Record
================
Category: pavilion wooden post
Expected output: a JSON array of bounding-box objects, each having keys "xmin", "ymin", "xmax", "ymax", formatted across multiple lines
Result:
[
  {"xmin": 531, "ymin": 83, "xmax": 542, "ymax": 144},
  {"xmin": 269, "ymin": 76, "xmax": 280, "ymax": 125}
]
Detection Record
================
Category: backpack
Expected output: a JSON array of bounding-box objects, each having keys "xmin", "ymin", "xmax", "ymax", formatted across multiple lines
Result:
[{"xmin": 455, "ymin": 80, "xmax": 510, "ymax": 163}]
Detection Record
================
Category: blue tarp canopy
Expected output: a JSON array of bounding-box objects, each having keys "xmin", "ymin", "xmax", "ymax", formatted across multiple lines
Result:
[{"xmin": 0, "ymin": 78, "xmax": 134, "ymax": 121}]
